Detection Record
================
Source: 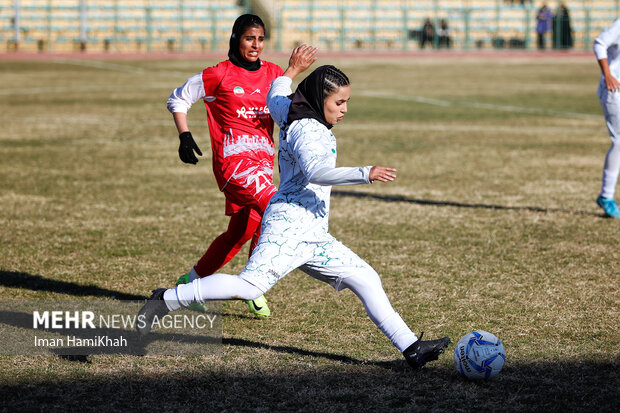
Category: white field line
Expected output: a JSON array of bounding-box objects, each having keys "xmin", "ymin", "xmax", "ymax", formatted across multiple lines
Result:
[
  {"xmin": 49, "ymin": 58, "xmax": 190, "ymax": 77},
  {"xmin": 0, "ymin": 59, "xmax": 187, "ymax": 96},
  {"xmin": 337, "ymin": 122, "xmax": 600, "ymax": 134},
  {"xmin": 358, "ymin": 90, "xmax": 601, "ymax": 120},
  {"xmin": 13, "ymin": 115, "xmax": 596, "ymax": 135},
  {"xmin": 2, "ymin": 57, "xmax": 601, "ymax": 122},
  {"xmin": 0, "ymin": 85, "xmax": 123, "ymax": 95}
]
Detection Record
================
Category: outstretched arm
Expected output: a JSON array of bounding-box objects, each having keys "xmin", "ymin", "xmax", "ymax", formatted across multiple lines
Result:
[{"xmin": 307, "ymin": 165, "xmax": 396, "ymax": 186}]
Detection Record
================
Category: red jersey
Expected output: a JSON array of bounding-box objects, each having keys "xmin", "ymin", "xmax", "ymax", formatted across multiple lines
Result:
[{"xmin": 201, "ymin": 60, "xmax": 283, "ymax": 190}]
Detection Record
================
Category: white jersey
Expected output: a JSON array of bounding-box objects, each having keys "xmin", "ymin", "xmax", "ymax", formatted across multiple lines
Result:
[
  {"xmin": 264, "ymin": 76, "xmax": 371, "ymax": 241},
  {"xmin": 594, "ymin": 17, "xmax": 620, "ymax": 98}
]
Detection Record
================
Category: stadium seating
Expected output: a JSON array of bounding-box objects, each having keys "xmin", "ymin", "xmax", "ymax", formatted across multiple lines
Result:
[{"xmin": 0, "ymin": 0, "xmax": 618, "ymax": 53}]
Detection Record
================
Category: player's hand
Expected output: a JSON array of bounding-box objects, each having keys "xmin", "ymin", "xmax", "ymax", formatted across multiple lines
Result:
[
  {"xmin": 605, "ymin": 74, "xmax": 620, "ymax": 92},
  {"xmin": 178, "ymin": 131, "xmax": 202, "ymax": 164},
  {"xmin": 283, "ymin": 44, "xmax": 318, "ymax": 79},
  {"xmin": 369, "ymin": 166, "xmax": 396, "ymax": 183}
]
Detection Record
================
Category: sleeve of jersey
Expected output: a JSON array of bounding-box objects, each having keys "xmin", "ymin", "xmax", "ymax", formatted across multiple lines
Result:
[
  {"xmin": 267, "ymin": 76, "xmax": 293, "ymax": 129},
  {"xmin": 594, "ymin": 18, "xmax": 620, "ymax": 60},
  {"xmin": 289, "ymin": 122, "xmax": 371, "ymax": 186},
  {"xmin": 308, "ymin": 165, "xmax": 372, "ymax": 186},
  {"xmin": 166, "ymin": 73, "xmax": 206, "ymax": 114}
]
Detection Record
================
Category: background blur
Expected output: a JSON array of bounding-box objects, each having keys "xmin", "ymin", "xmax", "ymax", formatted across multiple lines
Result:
[{"xmin": 1, "ymin": 0, "xmax": 616, "ymax": 54}]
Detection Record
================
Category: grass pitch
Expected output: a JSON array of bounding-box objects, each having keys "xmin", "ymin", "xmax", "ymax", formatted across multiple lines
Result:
[{"xmin": 0, "ymin": 53, "xmax": 618, "ymax": 411}]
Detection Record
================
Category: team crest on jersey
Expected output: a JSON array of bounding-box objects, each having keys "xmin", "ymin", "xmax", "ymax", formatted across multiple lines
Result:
[{"xmin": 233, "ymin": 86, "xmax": 245, "ymax": 96}]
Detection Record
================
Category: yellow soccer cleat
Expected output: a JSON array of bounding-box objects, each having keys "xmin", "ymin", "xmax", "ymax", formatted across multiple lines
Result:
[{"xmin": 246, "ymin": 295, "xmax": 270, "ymax": 318}]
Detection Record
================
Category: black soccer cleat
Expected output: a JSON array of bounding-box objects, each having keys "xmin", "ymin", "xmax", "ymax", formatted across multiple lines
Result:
[
  {"xmin": 403, "ymin": 332, "xmax": 451, "ymax": 369},
  {"xmin": 136, "ymin": 288, "xmax": 170, "ymax": 336}
]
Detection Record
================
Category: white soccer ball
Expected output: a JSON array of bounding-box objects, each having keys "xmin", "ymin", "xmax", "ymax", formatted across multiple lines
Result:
[{"xmin": 453, "ymin": 330, "xmax": 506, "ymax": 379}]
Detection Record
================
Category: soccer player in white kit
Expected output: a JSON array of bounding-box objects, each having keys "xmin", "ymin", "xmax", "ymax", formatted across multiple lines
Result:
[
  {"xmin": 594, "ymin": 17, "xmax": 620, "ymax": 218},
  {"xmin": 138, "ymin": 46, "xmax": 451, "ymax": 369}
]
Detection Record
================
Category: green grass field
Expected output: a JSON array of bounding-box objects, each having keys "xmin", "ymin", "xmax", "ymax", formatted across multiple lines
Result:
[{"xmin": 0, "ymin": 54, "xmax": 618, "ymax": 411}]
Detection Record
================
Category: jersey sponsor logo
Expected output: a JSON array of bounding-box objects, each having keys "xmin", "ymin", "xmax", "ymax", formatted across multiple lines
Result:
[
  {"xmin": 230, "ymin": 161, "xmax": 274, "ymax": 197},
  {"xmin": 233, "ymin": 86, "xmax": 244, "ymax": 96},
  {"xmin": 250, "ymin": 88, "xmax": 261, "ymax": 95},
  {"xmin": 223, "ymin": 129, "xmax": 275, "ymax": 158},
  {"xmin": 236, "ymin": 106, "xmax": 271, "ymax": 119}
]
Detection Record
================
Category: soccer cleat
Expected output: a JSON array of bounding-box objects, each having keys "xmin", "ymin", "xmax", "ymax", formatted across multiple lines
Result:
[
  {"xmin": 137, "ymin": 288, "xmax": 170, "ymax": 335},
  {"xmin": 403, "ymin": 332, "xmax": 451, "ymax": 369},
  {"xmin": 176, "ymin": 272, "xmax": 206, "ymax": 313},
  {"xmin": 596, "ymin": 195, "xmax": 620, "ymax": 218},
  {"xmin": 176, "ymin": 272, "xmax": 191, "ymax": 285},
  {"xmin": 246, "ymin": 295, "xmax": 271, "ymax": 318}
]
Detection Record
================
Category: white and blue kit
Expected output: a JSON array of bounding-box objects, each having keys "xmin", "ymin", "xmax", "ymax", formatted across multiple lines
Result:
[
  {"xmin": 594, "ymin": 17, "xmax": 620, "ymax": 199},
  {"xmin": 240, "ymin": 76, "xmax": 373, "ymax": 292},
  {"xmin": 165, "ymin": 76, "xmax": 418, "ymax": 352}
]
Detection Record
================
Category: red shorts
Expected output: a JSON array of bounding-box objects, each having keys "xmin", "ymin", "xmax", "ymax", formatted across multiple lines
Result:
[{"xmin": 222, "ymin": 158, "xmax": 277, "ymax": 218}]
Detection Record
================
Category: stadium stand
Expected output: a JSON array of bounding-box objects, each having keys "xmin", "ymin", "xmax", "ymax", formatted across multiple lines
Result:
[{"xmin": 0, "ymin": 0, "xmax": 618, "ymax": 53}]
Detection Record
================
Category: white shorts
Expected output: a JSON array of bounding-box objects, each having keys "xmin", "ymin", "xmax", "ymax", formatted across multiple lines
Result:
[{"xmin": 239, "ymin": 233, "xmax": 374, "ymax": 293}]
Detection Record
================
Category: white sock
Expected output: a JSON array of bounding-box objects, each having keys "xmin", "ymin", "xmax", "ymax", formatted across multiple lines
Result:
[
  {"xmin": 601, "ymin": 168, "xmax": 619, "ymax": 199},
  {"xmin": 163, "ymin": 273, "xmax": 263, "ymax": 311},
  {"xmin": 163, "ymin": 288, "xmax": 181, "ymax": 311},
  {"xmin": 601, "ymin": 142, "xmax": 620, "ymax": 198},
  {"xmin": 340, "ymin": 271, "xmax": 417, "ymax": 352},
  {"xmin": 377, "ymin": 312, "xmax": 418, "ymax": 352}
]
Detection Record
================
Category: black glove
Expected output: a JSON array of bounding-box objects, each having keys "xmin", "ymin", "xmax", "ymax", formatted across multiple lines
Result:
[{"xmin": 178, "ymin": 131, "xmax": 202, "ymax": 164}]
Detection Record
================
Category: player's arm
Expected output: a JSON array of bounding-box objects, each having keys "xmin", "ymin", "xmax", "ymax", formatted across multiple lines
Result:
[
  {"xmin": 597, "ymin": 58, "xmax": 620, "ymax": 92},
  {"xmin": 282, "ymin": 44, "xmax": 317, "ymax": 80},
  {"xmin": 166, "ymin": 73, "xmax": 205, "ymax": 164},
  {"xmin": 308, "ymin": 165, "xmax": 396, "ymax": 185},
  {"xmin": 594, "ymin": 18, "xmax": 620, "ymax": 92},
  {"xmin": 267, "ymin": 46, "xmax": 317, "ymax": 128},
  {"xmin": 290, "ymin": 124, "xmax": 395, "ymax": 185},
  {"xmin": 267, "ymin": 77, "xmax": 293, "ymax": 128}
]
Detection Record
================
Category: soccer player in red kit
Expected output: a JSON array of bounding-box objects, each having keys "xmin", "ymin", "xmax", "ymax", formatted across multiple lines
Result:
[{"xmin": 166, "ymin": 14, "xmax": 286, "ymax": 316}]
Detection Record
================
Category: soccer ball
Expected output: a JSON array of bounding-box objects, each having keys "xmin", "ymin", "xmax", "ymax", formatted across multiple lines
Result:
[{"xmin": 454, "ymin": 330, "xmax": 506, "ymax": 379}]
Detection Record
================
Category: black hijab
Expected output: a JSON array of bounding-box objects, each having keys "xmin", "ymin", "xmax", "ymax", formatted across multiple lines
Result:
[
  {"xmin": 287, "ymin": 65, "xmax": 333, "ymax": 130},
  {"xmin": 228, "ymin": 14, "xmax": 264, "ymax": 72}
]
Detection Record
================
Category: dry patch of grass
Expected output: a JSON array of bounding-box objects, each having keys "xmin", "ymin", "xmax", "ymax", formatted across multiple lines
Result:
[{"xmin": 0, "ymin": 56, "xmax": 618, "ymax": 411}]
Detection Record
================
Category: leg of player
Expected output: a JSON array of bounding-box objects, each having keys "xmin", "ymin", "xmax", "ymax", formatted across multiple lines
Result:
[
  {"xmin": 138, "ymin": 232, "xmax": 296, "ymax": 335},
  {"xmin": 300, "ymin": 237, "xmax": 450, "ymax": 369},
  {"xmin": 194, "ymin": 208, "xmax": 260, "ymax": 276},
  {"xmin": 244, "ymin": 224, "xmax": 270, "ymax": 318},
  {"xmin": 597, "ymin": 90, "xmax": 620, "ymax": 218},
  {"xmin": 176, "ymin": 209, "xmax": 271, "ymax": 316},
  {"xmin": 597, "ymin": 140, "xmax": 620, "ymax": 217},
  {"xmin": 137, "ymin": 273, "xmax": 264, "ymax": 336},
  {"xmin": 339, "ymin": 270, "xmax": 451, "ymax": 369}
]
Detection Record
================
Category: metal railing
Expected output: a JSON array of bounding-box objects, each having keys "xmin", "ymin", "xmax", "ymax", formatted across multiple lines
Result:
[{"xmin": 1, "ymin": 0, "xmax": 618, "ymax": 53}]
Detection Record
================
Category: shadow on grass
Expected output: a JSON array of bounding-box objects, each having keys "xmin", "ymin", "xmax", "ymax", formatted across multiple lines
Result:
[
  {"xmin": 0, "ymin": 309, "xmax": 392, "ymax": 369},
  {"xmin": 0, "ymin": 270, "xmax": 147, "ymax": 300},
  {"xmin": 333, "ymin": 190, "xmax": 602, "ymax": 217},
  {"xmin": 0, "ymin": 271, "xmax": 260, "ymax": 320},
  {"xmin": 221, "ymin": 336, "xmax": 396, "ymax": 369},
  {"xmin": 0, "ymin": 359, "xmax": 617, "ymax": 411}
]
